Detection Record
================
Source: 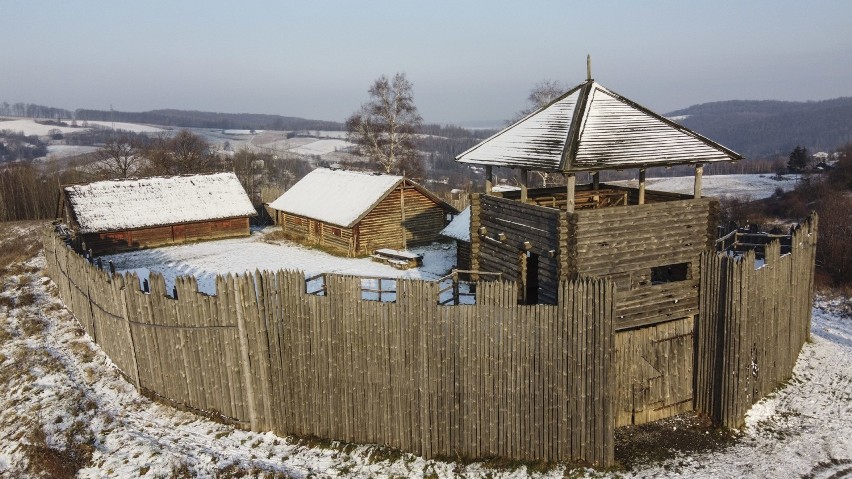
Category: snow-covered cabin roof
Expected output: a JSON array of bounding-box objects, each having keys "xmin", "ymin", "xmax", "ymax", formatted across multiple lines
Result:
[
  {"xmin": 64, "ymin": 172, "xmax": 256, "ymax": 234},
  {"xmin": 440, "ymin": 206, "xmax": 470, "ymax": 242},
  {"xmin": 269, "ymin": 169, "xmax": 455, "ymax": 228},
  {"xmin": 457, "ymin": 79, "xmax": 742, "ymax": 172}
]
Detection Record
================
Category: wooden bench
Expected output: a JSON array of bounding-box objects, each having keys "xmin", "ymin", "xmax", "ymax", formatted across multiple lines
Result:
[{"xmin": 371, "ymin": 248, "xmax": 424, "ymax": 270}]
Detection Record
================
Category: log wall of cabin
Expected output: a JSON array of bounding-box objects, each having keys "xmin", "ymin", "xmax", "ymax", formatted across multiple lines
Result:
[
  {"xmin": 475, "ymin": 194, "xmax": 562, "ymax": 304},
  {"xmin": 280, "ymin": 212, "xmax": 356, "ymax": 255},
  {"xmin": 567, "ymin": 198, "xmax": 718, "ymax": 330},
  {"xmin": 81, "ymin": 217, "xmax": 250, "ymax": 255},
  {"xmin": 357, "ymin": 184, "xmax": 449, "ymax": 254},
  {"xmin": 455, "ymin": 240, "xmax": 471, "ymax": 271}
]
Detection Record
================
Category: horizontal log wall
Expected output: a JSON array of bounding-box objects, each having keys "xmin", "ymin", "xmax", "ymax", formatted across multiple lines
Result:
[
  {"xmin": 695, "ymin": 214, "xmax": 817, "ymax": 427},
  {"xmin": 358, "ymin": 185, "xmax": 450, "ymax": 253},
  {"xmin": 476, "ymin": 194, "xmax": 563, "ymax": 304},
  {"xmin": 280, "ymin": 212, "xmax": 356, "ymax": 256},
  {"xmin": 81, "ymin": 217, "xmax": 250, "ymax": 255},
  {"xmin": 571, "ymin": 198, "xmax": 716, "ymax": 329},
  {"xmin": 43, "ymin": 231, "xmax": 617, "ymax": 466}
]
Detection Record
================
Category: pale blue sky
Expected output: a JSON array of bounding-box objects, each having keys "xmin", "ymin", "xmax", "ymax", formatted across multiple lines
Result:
[{"xmin": 1, "ymin": 0, "xmax": 850, "ymax": 125}]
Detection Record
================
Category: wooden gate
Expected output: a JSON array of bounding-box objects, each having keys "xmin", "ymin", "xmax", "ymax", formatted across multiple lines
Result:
[{"xmin": 614, "ymin": 316, "xmax": 694, "ymax": 427}]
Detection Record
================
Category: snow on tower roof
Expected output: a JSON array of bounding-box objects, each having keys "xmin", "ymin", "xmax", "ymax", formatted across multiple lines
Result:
[
  {"xmin": 457, "ymin": 79, "xmax": 743, "ymax": 172},
  {"xmin": 64, "ymin": 172, "xmax": 256, "ymax": 234},
  {"xmin": 268, "ymin": 169, "xmax": 405, "ymax": 228},
  {"xmin": 440, "ymin": 206, "xmax": 470, "ymax": 242}
]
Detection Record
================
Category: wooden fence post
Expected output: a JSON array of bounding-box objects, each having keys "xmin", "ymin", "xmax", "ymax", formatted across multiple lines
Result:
[
  {"xmin": 234, "ymin": 274, "xmax": 259, "ymax": 431},
  {"xmin": 118, "ymin": 275, "xmax": 142, "ymax": 389}
]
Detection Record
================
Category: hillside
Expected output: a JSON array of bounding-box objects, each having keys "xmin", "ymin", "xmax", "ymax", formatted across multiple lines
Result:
[{"xmin": 667, "ymin": 97, "xmax": 852, "ymax": 159}]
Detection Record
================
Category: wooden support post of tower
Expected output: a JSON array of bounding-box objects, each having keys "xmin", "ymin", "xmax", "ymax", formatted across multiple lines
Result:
[
  {"xmin": 592, "ymin": 171, "xmax": 600, "ymax": 204},
  {"xmin": 638, "ymin": 168, "xmax": 646, "ymax": 205},
  {"xmin": 566, "ymin": 173, "xmax": 576, "ymax": 213},
  {"xmin": 519, "ymin": 169, "xmax": 528, "ymax": 203},
  {"xmin": 694, "ymin": 163, "xmax": 703, "ymax": 199},
  {"xmin": 485, "ymin": 165, "xmax": 493, "ymax": 194}
]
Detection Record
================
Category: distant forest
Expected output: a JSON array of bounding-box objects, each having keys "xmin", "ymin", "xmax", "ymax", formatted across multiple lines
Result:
[
  {"xmin": 74, "ymin": 108, "xmax": 345, "ymax": 132},
  {"xmin": 667, "ymin": 97, "xmax": 852, "ymax": 159}
]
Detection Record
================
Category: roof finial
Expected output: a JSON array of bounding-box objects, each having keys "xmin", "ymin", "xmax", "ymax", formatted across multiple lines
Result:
[{"xmin": 586, "ymin": 54, "xmax": 592, "ymax": 81}]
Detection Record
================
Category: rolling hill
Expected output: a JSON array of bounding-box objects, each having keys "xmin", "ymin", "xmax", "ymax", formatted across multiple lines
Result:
[{"xmin": 667, "ymin": 97, "xmax": 852, "ymax": 159}]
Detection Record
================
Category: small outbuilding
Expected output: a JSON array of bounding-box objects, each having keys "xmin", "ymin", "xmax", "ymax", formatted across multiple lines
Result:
[
  {"xmin": 268, "ymin": 168, "xmax": 458, "ymax": 256},
  {"xmin": 59, "ymin": 172, "xmax": 256, "ymax": 255},
  {"xmin": 440, "ymin": 206, "xmax": 471, "ymax": 271}
]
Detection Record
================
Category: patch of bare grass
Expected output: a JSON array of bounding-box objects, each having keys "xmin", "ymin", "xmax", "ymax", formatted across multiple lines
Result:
[
  {"xmin": 614, "ymin": 412, "xmax": 738, "ymax": 470},
  {"xmin": 21, "ymin": 423, "xmax": 94, "ymax": 479}
]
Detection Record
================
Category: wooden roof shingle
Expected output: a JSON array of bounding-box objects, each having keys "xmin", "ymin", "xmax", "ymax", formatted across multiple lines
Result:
[{"xmin": 456, "ymin": 79, "xmax": 743, "ymax": 172}]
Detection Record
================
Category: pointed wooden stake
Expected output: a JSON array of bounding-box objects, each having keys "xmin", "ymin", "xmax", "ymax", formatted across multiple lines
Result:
[{"xmin": 587, "ymin": 54, "xmax": 592, "ymax": 81}]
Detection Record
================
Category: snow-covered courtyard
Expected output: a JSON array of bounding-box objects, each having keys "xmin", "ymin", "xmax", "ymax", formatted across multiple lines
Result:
[{"xmin": 101, "ymin": 228, "xmax": 458, "ymax": 296}]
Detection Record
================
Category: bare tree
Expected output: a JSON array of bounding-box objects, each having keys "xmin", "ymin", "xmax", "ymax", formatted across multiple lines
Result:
[
  {"xmin": 145, "ymin": 130, "xmax": 218, "ymax": 175},
  {"xmin": 511, "ymin": 79, "xmax": 566, "ymax": 124},
  {"xmin": 346, "ymin": 73, "xmax": 422, "ymax": 175},
  {"xmin": 511, "ymin": 79, "xmax": 569, "ymax": 187},
  {"xmin": 93, "ymin": 137, "xmax": 144, "ymax": 179}
]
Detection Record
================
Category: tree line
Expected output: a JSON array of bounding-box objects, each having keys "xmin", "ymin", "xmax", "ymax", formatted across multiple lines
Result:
[
  {"xmin": 0, "ymin": 102, "xmax": 73, "ymax": 119},
  {"xmin": 75, "ymin": 108, "xmax": 343, "ymax": 132}
]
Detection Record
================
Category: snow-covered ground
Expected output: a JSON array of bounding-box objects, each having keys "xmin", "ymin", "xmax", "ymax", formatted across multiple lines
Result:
[
  {"xmin": 1, "ymin": 241, "xmax": 850, "ymax": 477},
  {"xmin": 101, "ymin": 228, "xmax": 457, "ymax": 295},
  {"xmin": 287, "ymin": 139, "xmax": 354, "ymax": 156},
  {"xmin": 80, "ymin": 120, "xmax": 165, "ymax": 133},
  {"xmin": 42, "ymin": 144, "xmax": 99, "ymax": 159},
  {"xmin": 0, "ymin": 118, "xmax": 164, "ymax": 136},
  {"xmin": 0, "ymin": 118, "xmax": 84, "ymax": 136},
  {"xmin": 612, "ymin": 173, "xmax": 800, "ymax": 200}
]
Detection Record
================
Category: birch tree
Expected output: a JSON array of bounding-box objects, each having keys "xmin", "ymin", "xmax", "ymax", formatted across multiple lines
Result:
[{"xmin": 346, "ymin": 73, "xmax": 422, "ymax": 175}]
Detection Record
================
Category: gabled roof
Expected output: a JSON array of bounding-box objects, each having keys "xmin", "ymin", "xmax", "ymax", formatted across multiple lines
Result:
[
  {"xmin": 440, "ymin": 206, "xmax": 470, "ymax": 242},
  {"xmin": 64, "ymin": 172, "xmax": 256, "ymax": 234},
  {"xmin": 268, "ymin": 168, "xmax": 457, "ymax": 228},
  {"xmin": 457, "ymin": 79, "xmax": 743, "ymax": 172}
]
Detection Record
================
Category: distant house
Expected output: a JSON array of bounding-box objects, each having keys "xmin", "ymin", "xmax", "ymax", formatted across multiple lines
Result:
[
  {"xmin": 268, "ymin": 168, "xmax": 458, "ymax": 256},
  {"xmin": 59, "ymin": 172, "xmax": 256, "ymax": 255}
]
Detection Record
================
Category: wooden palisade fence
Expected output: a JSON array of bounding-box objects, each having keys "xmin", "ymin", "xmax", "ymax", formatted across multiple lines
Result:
[
  {"xmin": 695, "ymin": 213, "xmax": 818, "ymax": 427},
  {"xmin": 41, "ymin": 213, "xmax": 817, "ymax": 467},
  {"xmin": 43, "ymin": 232, "xmax": 617, "ymax": 466}
]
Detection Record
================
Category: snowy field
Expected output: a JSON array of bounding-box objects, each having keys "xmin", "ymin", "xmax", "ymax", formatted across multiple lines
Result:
[
  {"xmin": 0, "ymin": 117, "xmax": 164, "ymax": 136},
  {"xmin": 287, "ymin": 138, "xmax": 354, "ymax": 156},
  {"xmin": 81, "ymin": 120, "xmax": 165, "ymax": 133},
  {"xmin": 102, "ymin": 228, "xmax": 457, "ymax": 295},
  {"xmin": 612, "ymin": 173, "xmax": 799, "ymax": 200},
  {"xmin": 0, "ymin": 118, "xmax": 83, "ymax": 136},
  {"xmin": 42, "ymin": 144, "xmax": 99, "ymax": 159},
  {"xmin": 1, "ymin": 243, "xmax": 850, "ymax": 477}
]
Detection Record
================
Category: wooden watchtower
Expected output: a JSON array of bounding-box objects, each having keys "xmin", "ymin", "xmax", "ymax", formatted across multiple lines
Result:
[{"xmin": 458, "ymin": 72, "xmax": 742, "ymax": 330}]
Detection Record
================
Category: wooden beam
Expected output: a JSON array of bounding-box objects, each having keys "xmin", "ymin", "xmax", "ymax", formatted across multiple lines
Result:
[
  {"xmin": 592, "ymin": 171, "xmax": 600, "ymax": 204},
  {"xmin": 694, "ymin": 164, "xmax": 703, "ymax": 199},
  {"xmin": 519, "ymin": 169, "xmax": 529, "ymax": 202},
  {"xmin": 638, "ymin": 168, "xmax": 646, "ymax": 205},
  {"xmin": 485, "ymin": 165, "xmax": 493, "ymax": 194},
  {"xmin": 566, "ymin": 173, "xmax": 576, "ymax": 213}
]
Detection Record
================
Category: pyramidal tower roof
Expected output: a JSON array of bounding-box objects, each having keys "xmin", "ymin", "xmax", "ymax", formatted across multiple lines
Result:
[{"xmin": 456, "ymin": 79, "xmax": 743, "ymax": 172}]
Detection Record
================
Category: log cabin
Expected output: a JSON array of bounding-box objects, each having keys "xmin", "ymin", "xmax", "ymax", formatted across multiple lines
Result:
[
  {"xmin": 268, "ymin": 168, "xmax": 458, "ymax": 257},
  {"xmin": 456, "ymin": 73, "xmax": 743, "ymax": 320},
  {"xmin": 59, "ymin": 172, "xmax": 256, "ymax": 255}
]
